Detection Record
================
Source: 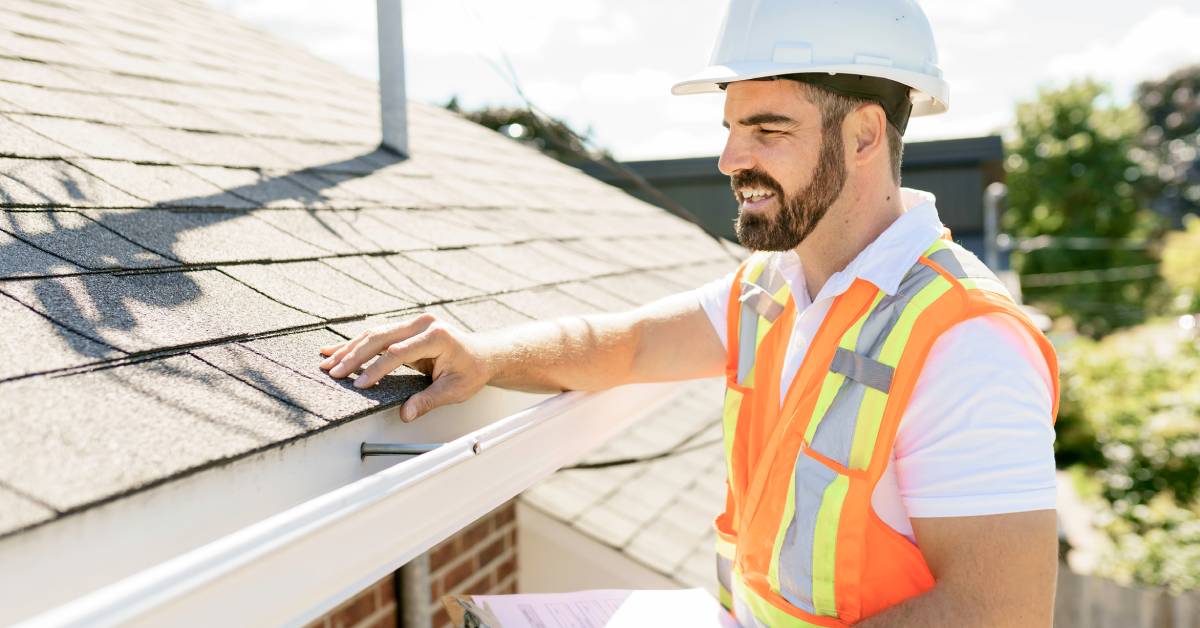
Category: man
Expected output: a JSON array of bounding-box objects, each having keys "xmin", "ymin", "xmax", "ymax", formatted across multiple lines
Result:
[{"xmin": 320, "ymin": 0, "xmax": 1060, "ymax": 625}]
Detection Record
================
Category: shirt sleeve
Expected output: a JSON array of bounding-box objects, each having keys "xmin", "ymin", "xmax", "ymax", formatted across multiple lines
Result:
[
  {"xmin": 692, "ymin": 270, "xmax": 735, "ymax": 351},
  {"xmin": 893, "ymin": 313, "xmax": 1057, "ymax": 518}
]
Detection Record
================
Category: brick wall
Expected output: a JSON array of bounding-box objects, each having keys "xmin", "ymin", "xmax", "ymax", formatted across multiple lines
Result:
[
  {"xmin": 400, "ymin": 499, "xmax": 519, "ymax": 628},
  {"xmin": 305, "ymin": 573, "xmax": 397, "ymax": 628}
]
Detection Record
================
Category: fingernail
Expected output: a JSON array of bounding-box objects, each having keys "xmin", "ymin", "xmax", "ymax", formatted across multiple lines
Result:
[
  {"xmin": 353, "ymin": 375, "xmax": 368, "ymax": 388},
  {"xmin": 329, "ymin": 363, "xmax": 346, "ymax": 378},
  {"xmin": 402, "ymin": 406, "xmax": 415, "ymax": 422}
]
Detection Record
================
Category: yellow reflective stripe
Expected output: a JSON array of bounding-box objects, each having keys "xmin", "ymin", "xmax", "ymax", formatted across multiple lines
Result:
[
  {"xmin": 767, "ymin": 464, "xmax": 798, "ymax": 592},
  {"xmin": 721, "ymin": 387, "xmax": 743, "ymax": 475},
  {"xmin": 719, "ymin": 583, "xmax": 733, "ymax": 611},
  {"xmin": 716, "ymin": 534, "xmax": 737, "ymax": 559},
  {"xmin": 922, "ymin": 238, "xmax": 949, "ymax": 257},
  {"xmin": 878, "ymin": 276, "xmax": 953, "ymax": 368},
  {"xmin": 745, "ymin": 253, "xmax": 770, "ymax": 284},
  {"xmin": 848, "ymin": 387, "xmax": 888, "ymax": 470},
  {"xmin": 734, "ymin": 571, "xmax": 828, "ymax": 628},
  {"xmin": 803, "ymin": 291, "xmax": 883, "ymax": 444},
  {"xmin": 755, "ymin": 310, "xmax": 771, "ymax": 346},
  {"xmin": 811, "ymin": 474, "xmax": 850, "ymax": 617}
]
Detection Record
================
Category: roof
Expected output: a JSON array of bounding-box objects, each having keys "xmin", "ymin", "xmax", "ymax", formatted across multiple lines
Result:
[
  {"xmin": 0, "ymin": 0, "xmax": 734, "ymax": 540},
  {"xmin": 521, "ymin": 377, "xmax": 726, "ymax": 591}
]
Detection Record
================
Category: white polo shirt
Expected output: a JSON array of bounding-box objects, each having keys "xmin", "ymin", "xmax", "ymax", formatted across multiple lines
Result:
[{"xmin": 693, "ymin": 188, "xmax": 1056, "ymax": 541}]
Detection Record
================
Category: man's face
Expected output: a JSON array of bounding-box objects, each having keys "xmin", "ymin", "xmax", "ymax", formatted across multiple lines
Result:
[{"xmin": 718, "ymin": 80, "xmax": 847, "ymax": 251}]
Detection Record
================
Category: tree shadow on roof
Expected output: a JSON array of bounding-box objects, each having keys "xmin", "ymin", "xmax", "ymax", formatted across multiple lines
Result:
[{"xmin": 0, "ymin": 147, "xmax": 424, "ymax": 427}]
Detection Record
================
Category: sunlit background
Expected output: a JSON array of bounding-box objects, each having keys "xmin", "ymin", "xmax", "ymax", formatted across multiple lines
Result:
[{"xmin": 206, "ymin": 0, "xmax": 1200, "ymax": 160}]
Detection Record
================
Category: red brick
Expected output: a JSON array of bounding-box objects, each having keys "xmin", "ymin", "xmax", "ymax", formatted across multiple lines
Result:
[
  {"xmin": 430, "ymin": 573, "xmax": 444, "ymax": 604},
  {"xmin": 330, "ymin": 589, "xmax": 376, "ymax": 628},
  {"xmin": 485, "ymin": 570, "xmax": 498, "ymax": 592},
  {"xmin": 462, "ymin": 517, "xmax": 492, "ymax": 548},
  {"xmin": 478, "ymin": 537, "xmax": 505, "ymax": 567},
  {"xmin": 507, "ymin": 527, "xmax": 517, "ymax": 547},
  {"xmin": 367, "ymin": 604, "xmax": 398, "ymax": 628},
  {"xmin": 303, "ymin": 617, "xmax": 330, "ymax": 628},
  {"xmin": 441, "ymin": 555, "xmax": 478, "ymax": 592},
  {"xmin": 429, "ymin": 536, "xmax": 461, "ymax": 570},
  {"xmin": 432, "ymin": 606, "xmax": 450, "ymax": 628},
  {"xmin": 495, "ymin": 502, "xmax": 516, "ymax": 526},
  {"xmin": 496, "ymin": 555, "xmax": 517, "ymax": 584}
]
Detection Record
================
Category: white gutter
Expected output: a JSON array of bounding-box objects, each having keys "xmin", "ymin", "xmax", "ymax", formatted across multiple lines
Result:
[{"xmin": 19, "ymin": 381, "xmax": 685, "ymax": 628}]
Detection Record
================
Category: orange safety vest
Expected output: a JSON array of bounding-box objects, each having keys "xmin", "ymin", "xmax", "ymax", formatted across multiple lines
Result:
[{"xmin": 715, "ymin": 235, "xmax": 1060, "ymax": 627}]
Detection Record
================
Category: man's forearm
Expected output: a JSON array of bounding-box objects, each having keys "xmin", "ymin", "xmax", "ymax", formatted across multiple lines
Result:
[{"xmin": 475, "ymin": 312, "xmax": 642, "ymax": 394}]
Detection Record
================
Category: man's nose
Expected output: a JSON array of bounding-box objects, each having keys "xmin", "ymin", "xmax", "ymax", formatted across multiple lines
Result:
[{"xmin": 718, "ymin": 134, "xmax": 753, "ymax": 176}]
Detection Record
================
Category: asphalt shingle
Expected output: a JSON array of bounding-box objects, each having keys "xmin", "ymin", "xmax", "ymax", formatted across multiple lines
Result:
[
  {"xmin": 0, "ymin": 228, "xmax": 81, "ymax": 277},
  {"xmin": 0, "ymin": 210, "xmax": 172, "ymax": 270},
  {"xmin": 0, "ymin": 57, "xmax": 86, "ymax": 90},
  {"xmin": 221, "ymin": 261, "xmax": 415, "ymax": 319},
  {"xmin": 0, "ymin": 290, "xmax": 121, "ymax": 380},
  {"xmin": 84, "ymin": 209, "xmax": 326, "ymax": 264},
  {"xmin": 368, "ymin": 209, "xmax": 509, "ymax": 248},
  {"xmin": 321, "ymin": 255, "xmax": 445, "ymax": 304},
  {"xmin": 442, "ymin": 299, "xmax": 533, "ymax": 332},
  {"xmin": 126, "ymin": 127, "xmax": 290, "ymax": 169},
  {"xmin": 0, "ymin": 355, "xmax": 323, "ymax": 523},
  {"xmin": 0, "ymin": 486, "xmax": 54, "ymax": 536},
  {"xmin": 494, "ymin": 288, "xmax": 601, "ymax": 320},
  {"xmin": 183, "ymin": 166, "xmax": 329, "ymax": 210},
  {"xmin": 471, "ymin": 243, "xmax": 595, "ymax": 285},
  {"xmin": 71, "ymin": 159, "xmax": 252, "ymax": 208},
  {"xmin": 194, "ymin": 330, "xmax": 427, "ymax": 420},
  {"xmin": 0, "ymin": 82, "xmax": 154, "ymax": 126},
  {"xmin": 0, "ymin": 158, "xmax": 143, "ymax": 207},
  {"xmin": 555, "ymin": 281, "xmax": 639, "ymax": 311},
  {"xmin": 10, "ymin": 114, "xmax": 179, "ymax": 162},
  {"xmin": 404, "ymin": 249, "xmax": 535, "ymax": 294},
  {"xmin": 0, "ymin": 114, "xmax": 77, "ymax": 158},
  {"xmin": 1, "ymin": 269, "xmax": 318, "ymax": 353}
]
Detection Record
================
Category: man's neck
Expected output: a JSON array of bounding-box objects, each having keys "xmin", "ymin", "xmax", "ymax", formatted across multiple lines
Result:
[{"xmin": 794, "ymin": 185, "xmax": 905, "ymax": 302}]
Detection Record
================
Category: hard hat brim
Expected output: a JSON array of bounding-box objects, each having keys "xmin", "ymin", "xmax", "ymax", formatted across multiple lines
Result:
[{"xmin": 671, "ymin": 62, "xmax": 949, "ymax": 116}]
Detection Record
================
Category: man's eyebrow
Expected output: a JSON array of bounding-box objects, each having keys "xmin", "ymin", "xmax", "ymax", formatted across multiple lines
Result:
[{"xmin": 722, "ymin": 113, "xmax": 797, "ymax": 129}]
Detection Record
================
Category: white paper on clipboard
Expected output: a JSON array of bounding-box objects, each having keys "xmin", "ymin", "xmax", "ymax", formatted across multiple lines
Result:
[{"xmin": 462, "ymin": 587, "xmax": 739, "ymax": 628}]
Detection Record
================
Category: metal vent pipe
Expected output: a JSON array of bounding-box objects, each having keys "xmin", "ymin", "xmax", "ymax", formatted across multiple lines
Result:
[{"xmin": 377, "ymin": 0, "xmax": 407, "ymax": 155}]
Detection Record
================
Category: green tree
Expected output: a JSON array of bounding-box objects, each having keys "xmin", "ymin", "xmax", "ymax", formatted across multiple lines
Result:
[
  {"xmin": 1005, "ymin": 81, "xmax": 1163, "ymax": 337},
  {"xmin": 1133, "ymin": 65, "xmax": 1200, "ymax": 228},
  {"xmin": 444, "ymin": 97, "xmax": 609, "ymax": 164}
]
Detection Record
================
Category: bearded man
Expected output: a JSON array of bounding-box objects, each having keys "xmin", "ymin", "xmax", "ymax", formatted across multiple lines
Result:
[{"xmin": 320, "ymin": 1, "xmax": 1060, "ymax": 625}]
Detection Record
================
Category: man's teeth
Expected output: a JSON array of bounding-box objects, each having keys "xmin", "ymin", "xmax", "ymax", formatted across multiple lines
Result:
[{"xmin": 741, "ymin": 189, "xmax": 774, "ymax": 202}]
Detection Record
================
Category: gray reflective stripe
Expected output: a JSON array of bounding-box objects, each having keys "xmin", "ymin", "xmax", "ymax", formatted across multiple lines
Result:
[
  {"xmin": 716, "ymin": 553, "xmax": 733, "ymax": 592},
  {"xmin": 856, "ymin": 262, "xmax": 941, "ymax": 361},
  {"xmin": 928, "ymin": 245, "xmax": 1014, "ymax": 299},
  {"xmin": 809, "ymin": 375, "xmax": 865, "ymax": 466},
  {"xmin": 829, "ymin": 347, "xmax": 893, "ymax": 393},
  {"xmin": 737, "ymin": 292, "xmax": 760, "ymax": 384},
  {"xmin": 777, "ymin": 452, "xmax": 837, "ymax": 615},
  {"xmin": 741, "ymin": 284, "xmax": 785, "ymax": 322},
  {"xmin": 927, "ymin": 245, "xmax": 990, "ymax": 280}
]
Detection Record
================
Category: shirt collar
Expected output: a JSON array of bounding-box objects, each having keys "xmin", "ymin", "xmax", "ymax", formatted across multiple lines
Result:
[{"xmin": 779, "ymin": 187, "xmax": 945, "ymax": 304}]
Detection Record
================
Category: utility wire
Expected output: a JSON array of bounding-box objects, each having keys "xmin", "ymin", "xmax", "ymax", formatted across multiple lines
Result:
[
  {"xmin": 454, "ymin": 0, "xmax": 743, "ymax": 263},
  {"xmin": 562, "ymin": 419, "xmax": 723, "ymax": 470}
]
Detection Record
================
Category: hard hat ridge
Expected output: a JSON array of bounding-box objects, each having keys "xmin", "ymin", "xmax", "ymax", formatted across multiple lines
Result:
[{"xmin": 674, "ymin": 0, "xmax": 949, "ymax": 121}]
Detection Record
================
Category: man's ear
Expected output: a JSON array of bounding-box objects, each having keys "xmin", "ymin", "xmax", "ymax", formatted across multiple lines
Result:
[{"xmin": 848, "ymin": 103, "xmax": 887, "ymax": 168}]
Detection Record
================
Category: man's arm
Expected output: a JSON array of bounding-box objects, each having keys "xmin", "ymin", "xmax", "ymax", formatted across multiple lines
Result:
[
  {"xmin": 318, "ymin": 290, "xmax": 726, "ymax": 422},
  {"xmin": 856, "ymin": 510, "xmax": 1058, "ymax": 627}
]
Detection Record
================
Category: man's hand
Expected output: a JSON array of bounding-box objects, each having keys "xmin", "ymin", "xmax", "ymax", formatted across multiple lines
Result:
[{"xmin": 319, "ymin": 313, "xmax": 490, "ymax": 422}]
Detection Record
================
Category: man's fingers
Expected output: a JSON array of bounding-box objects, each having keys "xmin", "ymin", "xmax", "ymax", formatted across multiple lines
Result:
[
  {"xmin": 320, "ymin": 333, "xmax": 369, "ymax": 372},
  {"xmin": 352, "ymin": 329, "xmax": 444, "ymax": 389},
  {"xmin": 327, "ymin": 314, "xmax": 436, "ymax": 378},
  {"xmin": 399, "ymin": 376, "xmax": 459, "ymax": 422}
]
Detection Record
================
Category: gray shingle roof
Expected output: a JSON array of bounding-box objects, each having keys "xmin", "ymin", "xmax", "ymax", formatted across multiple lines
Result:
[
  {"xmin": 521, "ymin": 378, "xmax": 727, "ymax": 591},
  {"xmin": 0, "ymin": 0, "xmax": 736, "ymax": 539}
]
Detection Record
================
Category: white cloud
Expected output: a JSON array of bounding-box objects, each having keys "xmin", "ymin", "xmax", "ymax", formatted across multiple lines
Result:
[{"xmin": 1045, "ymin": 6, "xmax": 1200, "ymax": 93}]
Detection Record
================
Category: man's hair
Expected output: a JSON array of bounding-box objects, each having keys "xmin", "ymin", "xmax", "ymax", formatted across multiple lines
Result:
[{"xmin": 795, "ymin": 82, "xmax": 903, "ymax": 184}]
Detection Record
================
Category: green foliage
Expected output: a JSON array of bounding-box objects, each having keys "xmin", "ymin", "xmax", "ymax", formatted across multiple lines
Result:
[
  {"xmin": 444, "ymin": 97, "xmax": 609, "ymax": 164},
  {"xmin": 1161, "ymin": 214, "xmax": 1200, "ymax": 313},
  {"xmin": 1134, "ymin": 65, "xmax": 1200, "ymax": 228},
  {"xmin": 1005, "ymin": 81, "xmax": 1164, "ymax": 337},
  {"xmin": 1059, "ymin": 322, "xmax": 1200, "ymax": 591}
]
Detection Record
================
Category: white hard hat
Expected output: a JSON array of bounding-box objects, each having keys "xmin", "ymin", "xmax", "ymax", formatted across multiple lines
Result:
[{"xmin": 673, "ymin": 0, "xmax": 949, "ymax": 127}]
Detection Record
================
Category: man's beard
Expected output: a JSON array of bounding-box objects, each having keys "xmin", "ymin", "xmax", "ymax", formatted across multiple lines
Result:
[{"xmin": 731, "ymin": 128, "xmax": 847, "ymax": 251}]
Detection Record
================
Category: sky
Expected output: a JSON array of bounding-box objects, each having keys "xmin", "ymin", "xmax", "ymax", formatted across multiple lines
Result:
[{"xmin": 207, "ymin": 0, "xmax": 1200, "ymax": 161}]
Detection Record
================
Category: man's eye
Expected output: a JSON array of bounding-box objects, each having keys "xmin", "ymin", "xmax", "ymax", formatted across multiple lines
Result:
[{"xmin": 757, "ymin": 128, "xmax": 783, "ymax": 135}]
